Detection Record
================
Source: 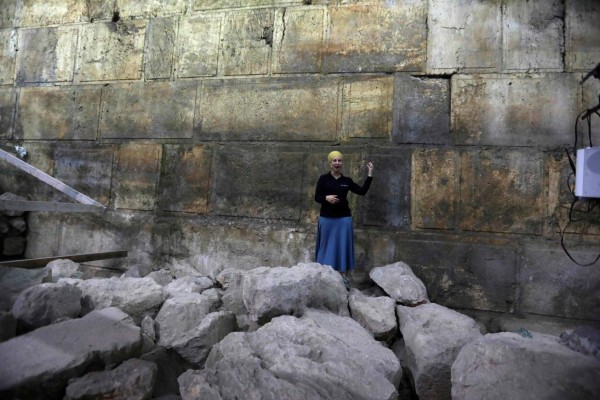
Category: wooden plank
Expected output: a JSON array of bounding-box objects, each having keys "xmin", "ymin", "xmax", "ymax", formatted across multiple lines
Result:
[
  {"xmin": 0, "ymin": 200, "xmax": 105, "ymax": 213},
  {"xmin": 0, "ymin": 148, "xmax": 106, "ymax": 208},
  {"xmin": 0, "ymin": 251, "xmax": 128, "ymax": 269}
]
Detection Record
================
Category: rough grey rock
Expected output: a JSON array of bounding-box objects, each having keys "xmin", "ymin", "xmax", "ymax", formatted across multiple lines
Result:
[
  {"xmin": 0, "ymin": 193, "xmax": 27, "ymax": 217},
  {"xmin": 370, "ymin": 261, "xmax": 429, "ymax": 305},
  {"xmin": 171, "ymin": 311, "xmax": 238, "ymax": 367},
  {"xmin": 560, "ymin": 325, "xmax": 600, "ymax": 361},
  {"xmin": 155, "ymin": 292, "xmax": 221, "ymax": 347},
  {"xmin": 451, "ymin": 332, "xmax": 600, "ymax": 400},
  {"xmin": 215, "ymin": 268, "xmax": 244, "ymax": 289},
  {"xmin": 45, "ymin": 259, "xmax": 83, "ymax": 282},
  {"xmin": 11, "ymin": 282, "xmax": 82, "ymax": 331},
  {"xmin": 218, "ymin": 269, "xmax": 254, "ymax": 330},
  {"xmin": 0, "ymin": 310, "xmax": 16, "ymax": 342},
  {"xmin": 242, "ymin": 262, "xmax": 349, "ymax": 324},
  {"xmin": 64, "ymin": 358, "xmax": 157, "ymax": 400},
  {"xmin": 166, "ymin": 275, "xmax": 215, "ymax": 297},
  {"xmin": 0, "ymin": 266, "xmax": 52, "ymax": 311},
  {"xmin": 0, "ymin": 307, "xmax": 142, "ymax": 399},
  {"xmin": 59, "ymin": 276, "xmax": 166, "ymax": 321},
  {"xmin": 178, "ymin": 310, "xmax": 401, "ymax": 400},
  {"xmin": 141, "ymin": 347, "xmax": 193, "ymax": 398},
  {"xmin": 169, "ymin": 256, "xmax": 224, "ymax": 279},
  {"xmin": 148, "ymin": 268, "xmax": 175, "ymax": 286},
  {"xmin": 8, "ymin": 216, "xmax": 26, "ymax": 233},
  {"xmin": 397, "ymin": 303, "xmax": 482, "ymax": 400},
  {"xmin": 348, "ymin": 289, "xmax": 398, "ymax": 343}
]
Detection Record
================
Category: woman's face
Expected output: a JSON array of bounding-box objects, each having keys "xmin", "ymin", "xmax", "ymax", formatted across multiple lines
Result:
[{"xmin": 330, "ymin": 156, "xmax": 343, "ymax": 173}]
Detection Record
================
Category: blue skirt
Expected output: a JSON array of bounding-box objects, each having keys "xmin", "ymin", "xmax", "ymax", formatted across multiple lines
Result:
[{"xmin": 315, "ymin": 216, "xmax": 355, "ymax": 272}]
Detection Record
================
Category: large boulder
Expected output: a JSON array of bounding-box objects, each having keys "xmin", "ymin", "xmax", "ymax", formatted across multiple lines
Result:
[
  {"xmin": 348, "ymin": 289, "xmax": 398, "ymax": 343},
  {"xmin": 45, "ymin": 259, "xmax": 83, "ymax": 282},
  {"xmin": 64, "ymin": 358, "xmax": 157, "ymax": 400},
  {"xmin": 0, "ymin": 307, "xmax": 142, "ymax": 399},
  {"xmin": 369, "ymin": 262, "xmax": 429, "ymax": 305},
  {"xmin": 451, "ymin": 332, "xmax": 600, "ymax": 400},
  {"xmin": 242, "ymin": 262, "xmax": 349, "ymax": 324},
  {"xmin": 397, "ymin": 303, "xmax": 482, "ymax": 400},
  {"xmin": 218, "ymin": 269, "xmax": 255, "ymax": 330},
  {"xmin": 178, "ymin": 309, "xmax": 401, "ymax": 400},
  {"xmin": 11, "ymin": 282, "xmax": 82, "ymax": 331},
  {"xmin": 0, "ymin": 266, "xmax": 52, "ymax": 311}
]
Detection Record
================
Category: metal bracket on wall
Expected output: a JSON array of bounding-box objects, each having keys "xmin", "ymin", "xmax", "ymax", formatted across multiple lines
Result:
[{"xmin": 0, "ymin": 148, "xmax": 107, "ymax": 213}]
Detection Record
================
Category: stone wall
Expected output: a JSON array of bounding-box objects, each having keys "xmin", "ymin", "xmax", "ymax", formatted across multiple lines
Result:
[{"xmin": 0, "ymin": 0, "xmax": 599, "ymax": 327}]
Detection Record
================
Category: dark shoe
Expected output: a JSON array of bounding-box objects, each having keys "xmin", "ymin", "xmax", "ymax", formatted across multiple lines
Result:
[{"xmin": 342, "ymin": 276, "xmax": 350, "ymax": 289}]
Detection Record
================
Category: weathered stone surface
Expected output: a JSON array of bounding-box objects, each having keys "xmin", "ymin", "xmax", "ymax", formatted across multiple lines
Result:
[
  {"xmin": 520, "ymin": 245, "xmax": 600, "ymax": 321},
  {"xmin": 369, "ymin": 261, "xmax": 429, "ymax": 305},
  {"xmin": 503, "ymin": 0, "xmax": 564, "ymax": 71},
  {"xmin": 0, "ymin": 0, "xmax": 16, "ymax": 29},
  {"xmin": 16, "ymin": 86, "xmax": 101, "ymax": 140},
  {"xmin": 141, "ymin": 347, "xmax": 193, "ymax": 398},
  {"xmin": 212, "ymin": 149, "xmax": 303, "ymax": 220},
  {"xmin": 324, "ymin": 2, "xmax": 426, "ymax": 73},
  {"xmin": 193, "ymin": 0, "xmax": 303, "ymax": 11},
  {"xmin": 459, "ymin": 149, "xmax": 545, "ymax": 234},
  {"xmin": 427, "ymin": 0, "xmax": 501, "ymax": 72},
  {"xmin": 221, "ymin": 9, "xmax": 273, "ymax": 76},
  {"xmin": 218, "ymin": 269, "xmax": 253, "ymax": 330},
  {"xmin": 412, "ymin": 148, "xmax": 459, "ymax": 229},
  {"xmin": 348, "ymin": 290, "xmax": 397, "ymax": 343},
  {"xmin": 145, "ymin": 17, "xmax": 177, "ymax": 79},
  {"xmin": 2, "ymin": 235, "xmax": 24, "ymax": 256},
  {"xmin": 78, "ymin": 20, "xmax": 145, "ymax": 81},
  {"xmin": 172, "ymin": 311, "xmax": 237, "ymax": 367},
  {"xmin": 168, "ymin": 255, "xmax": 225, "ymax": 280},
  {"xmin": 566, "ymin": 0, "xmax": 600, "ymax": 71},
  {"xmin": 451, "ymin": 332, "xmax": 600, "ymax": 400},
  {"xmin": 241, "ymin": 263, "xmax": 349, "ymax": 324},
  {"xmin": 0, "ymin": 310, "xmax": 16, "ymax": 342},
  {"xmin": 197, "ymin": 77, "xmax": 339, "ymax": 141},
  {"xmin": 452, "ymin": 74, "xmax": 580, "ymax": 146},
  {"xmin": 16, "ymin": 26, "xmax": 77, "ymax": 83},
  {"xmin": 0, "ymin": 193, "xmax": 26, "ymax": 217},
  {"xmin": 178, "ymin": 311, "xmax": 401, "ymax": 400},
  {"xmin": 114, "ymin": 143, "xmax": 162, "ymax": 210},
  {"xmin": 100, "ymin": 81, "xmax": 196, "ymax": 139},
  {"xmin": 165, "ymin": 275, "xmax": 215, "ymax": 297},
  {"xmin": 272, "ymin": 7, "xmax": 323, "ymax": 74},
  {"xmin": 395, "ymin": 239, "xmax": 517, "ymax": 313},
  {"xmin": 119, "ymin": 0, "xmax": 187, "ymax": 19},
  {"xmin": 393, "ymin": 74, "xmax": 450, "ymax": 144},
  {"xmin": 0, "ymin": 266, "xmax": 51, "ymax": 311},
  {"xmin": 176, "ymin": 15, "xmax": 221, "ymax": 77},
  {"xmin": 341, "ymin": 76, "xmax": 393, "ymax": 139},
  {"xmin": 0, "ymin": 307, "xmax": 142, "ymax": 399},
  {"xmin": 11, "ymin": 282, "xmax": 82, "ymax": 330},
  {"xmin": 64, "ymin": 358, "xmax": 157, "ymax": 400},
  {"xmin": 159, "ymin": 145, "xmax": 210, "ymax": 213},
  {"xmin": 398, "ymin": 303, "xmax": 482, "ymax": 400},
  {"xmin": 0, "ymin": 29, "xmax": 16, "ymax": 85},
  {"xmin": 560, "ymin": 325, "xmax": 600, "ymax": 361},
  {"xmin": 147, "ymin": 269, "xmax": 174, "ymax": 286},
  {"xmin": 18, "ymin": 0, "xmax": 88, "ymax": 27},
  {"xmin": 86, "ymin": 0, "xmax": 118, "ymax": 22}
]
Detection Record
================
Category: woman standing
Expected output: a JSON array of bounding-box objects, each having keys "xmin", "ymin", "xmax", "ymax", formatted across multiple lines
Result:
[{"xmin": 314, "ymin": 150, "xmax": 374, "ymax": 287}]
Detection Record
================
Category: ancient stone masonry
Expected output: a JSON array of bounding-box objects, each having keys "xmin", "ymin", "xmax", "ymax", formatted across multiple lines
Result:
[{"xmin": 0, "ymin": 0, "xmax": 599, "ymax": 330}]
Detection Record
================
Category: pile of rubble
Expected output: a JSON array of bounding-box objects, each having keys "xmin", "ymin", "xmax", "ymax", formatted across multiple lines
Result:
[
  {"xmin": 0, "ymin": 193, "xmax": 27, "ymax": 259},
  {"xmin": 0, "ymin": 259, "xmax": 598, "ymax": 400}
]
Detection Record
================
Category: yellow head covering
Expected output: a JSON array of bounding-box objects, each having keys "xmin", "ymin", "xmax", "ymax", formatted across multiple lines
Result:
[{"xmin": 328, "ymin": 151, "xmax": 343, "ymax": 163}]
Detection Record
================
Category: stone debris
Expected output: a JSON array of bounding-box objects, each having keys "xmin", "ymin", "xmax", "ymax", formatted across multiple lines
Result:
[
  {"xmin": 348, "ymin": 288, "xmax": 398, "ymax": 343},
  {"xmin": 369, "ymin": 261, "xmax": 429, "ymax": 305},
  {"xmin": 45, "ymin": 259, "xmax": 84, "ymax": 282}
]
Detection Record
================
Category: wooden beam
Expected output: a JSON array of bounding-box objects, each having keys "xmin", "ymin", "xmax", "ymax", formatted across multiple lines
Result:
[
  {"xmin": 0, "ymin": 251, "xmax": 128, "ymax": 269},
  {"xmin": 0, "ymin": 200, "xmax": 105, "ymax": 213},
  {"xmin": 0, "ymin": 148, "xmax": 106, "ymax": 209}
]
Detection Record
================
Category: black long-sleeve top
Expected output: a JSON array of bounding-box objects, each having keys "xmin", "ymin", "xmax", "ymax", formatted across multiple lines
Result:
[{"xmin": 314, "ymin": 173, "xmax": 373, "ymax": 218}]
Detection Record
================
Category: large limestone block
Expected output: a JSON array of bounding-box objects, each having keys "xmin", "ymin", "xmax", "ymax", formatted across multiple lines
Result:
[
  {"xmin": 566, "ymin": 0, "xmax": 600, "ymax": 71},
  {"xmin": 197, "ymin": 77, "xmax": 339, "ymax": 141},
  {"xmin": 451, "ymin": 332, "xmax": 600, "ymax": 400},
  {"xmin": 458, "ymin": 149, "xmax": 545, "ymax": 234},
  {"xmin": 16, "ymin": 86, "xmax": 102, "ymax": 140},
  {"xmin": 78, "ymin": 20, "xmax": 146, "ymax": 81},
  {"xmin": 369, "ymin": 261, "xmax": 429, "ymax": 305},
  {"xmin": 272, "ymin": 7, "xmax": 323, "ymax": 74},
  {"xmin": 0, "ymin": 307, "xmax": 142, "ymax": 399},
  {"xmin": 0, "ymin": 29, "xmax": 16, "ymax": 85},
  {"xmin": 0, "ymin": 266, "xmax": 51, "ymax": 311},
  {"xmin": 18, "ymin": 0, "xmax": 88, "ymax": 27},
  {"xmin": 144, "ymin": 17, "xmax": 177, "ymax": 79},
  {"xmin": 348, "ymin": 290, "xmax": 397, "ymax": 343},
  {"xmin": 520, "ymin": 245, "xmax": 600, "ymax": 321},
  {"xmin": 397, "ymin": 303, "xmax": 482, "ymax": 400},
  {"xmin": 119, "ymin": 0, "xmax": 187, "ymax": 19},
  {"xmin": 341, "ymin": 76, "xmax": 393, "ymax": 139},
  {"xmin": 193, "ymin": 0, "xmax": 303, "ymax": 11},
  {"xmin": 165, "ymin": 275, "xmax": 215, "ymax": 297},
  {"xmin": 100, "ymin": 81, "xmax": 196, "ymax": 139},
  {"xmin": 178, "ymin": 311, "xmax": 401, "ymax": 400},
  {"xmin": 503, "ymin": 0, "xmax": 564, "ymax": 71},
  {"xmin": 427, "ymin": 0, "xmax": 501, "ymax": 72},
  {"xmin": 176, "ymin": 14, "xmax": 222, "ymax": 77},
  {"xmin": 0, "ymin": 0, "xmax": 16, "ymax": 29},
  {"xmin": 241, "ymin": 263, "xmax": 349, "ymax": 324},
  {"xmin": 114, "ymin": 143, "xmax": 162, "ymax": 210},
  {"xmin": 16, "ymin": 26, "xmax": 77, "ymax": 83},
  {"xmin": 452, "ymin": 74, "xmax": 580, "ymax": 147},
  {"xmin": 324, "ymin": 1, "xmax": 427, "ymax": 73}
]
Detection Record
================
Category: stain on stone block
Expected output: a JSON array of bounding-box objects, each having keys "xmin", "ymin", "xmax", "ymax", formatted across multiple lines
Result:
[
  {"xmin": 16, "ymin": 86, "xmax": 101, "ymax": 141},
  {"xmin": 115, "ymin": 143, "xmax": 162, "ymax": 210},
  {"xmin": 176, "ymin": 15, "xmax": 222, "ymax": 78},
  {"xmin": 0, "ymin": 88, "xmax": 16, "ymax": 139},
  {"xmin": 341, "ymin": 76, "xmax": 393, "ymax": 139},
  {"xmin": 86, "ymin": 0, "xmax": 118, "ymax": 22},
  {"xmin": 324, "ymin": 2, "xmax": 426, "ymax": 73},
  {"xmin": 566, "ymin": 0, "xmax": 600, "ymax": 72},
  {"xmin": 160, "ymin": 145, "xmax": 211, "ymax": 214},
  {"xmin": 0, "ymin": 29, "xmax": 16, "ymax": 85},
  {"xmin": 16, "ymin": 26, "xmax": 77, "ymax": 84},
  {"xmin": 145, "ymin": 17, "xmax": 177, "ymax": 80},
  {"xmin": 118, "ymin": 0, "xmax": 187, "ymax": 19},
  {"xmin": 0, "ymin": 0, "xmax": 17, "ymax": 29},
  {"xmin": 18, "ymin": 0, "xmax": 88, "ymax": 27},
  {"xmin": 100, "ymin": 81, "xmax": 196, "ymax": 139}
]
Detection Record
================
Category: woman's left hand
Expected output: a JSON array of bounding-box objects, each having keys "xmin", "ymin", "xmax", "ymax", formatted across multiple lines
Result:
[{"xmin": 367, "ymin": 161, "xmax": 374, "ymax": 177}]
